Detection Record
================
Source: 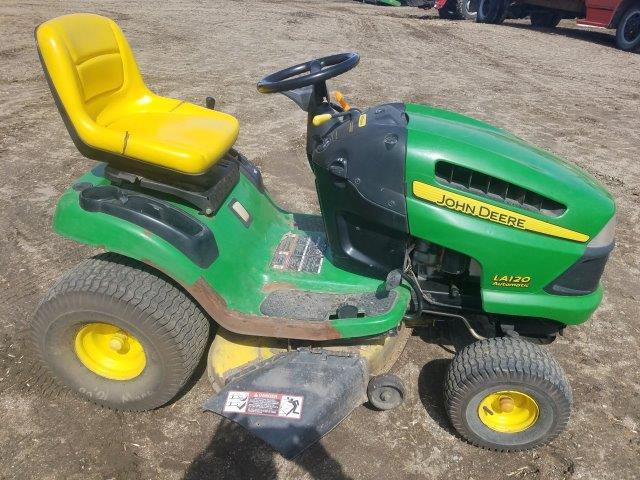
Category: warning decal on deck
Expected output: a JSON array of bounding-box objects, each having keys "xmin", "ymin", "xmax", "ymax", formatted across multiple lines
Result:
[
  {"xmin": 223, "ymin": 391, "xmax": 304, "ymax": 420},
  {"xmin": 270, "ymin": 232, "xmax": 326, "ymax": 274}
]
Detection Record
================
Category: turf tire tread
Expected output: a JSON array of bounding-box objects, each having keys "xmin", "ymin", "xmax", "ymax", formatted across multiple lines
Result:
[
  {"xmin": 443, "ymin": 337, "xmax": 572, "ymax": 451},
  {"xmin": 28, "ymin": 253, "xmax": 210, "ymax": 411}
]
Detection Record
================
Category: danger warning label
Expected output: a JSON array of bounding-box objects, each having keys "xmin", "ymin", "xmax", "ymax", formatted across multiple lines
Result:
[{"xmin": 223, "ymin": 391, "xmax": 304, "ymax": 420}]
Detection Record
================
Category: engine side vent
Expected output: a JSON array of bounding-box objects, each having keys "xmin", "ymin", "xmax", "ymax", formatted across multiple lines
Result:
[{"xmin": 435, "ymin": 161, "xmax": 566, "ymax": 217}]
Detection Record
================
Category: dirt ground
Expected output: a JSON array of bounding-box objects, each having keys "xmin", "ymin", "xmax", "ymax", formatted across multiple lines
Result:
[{"xmin": 1, "ymin": 0, "xmax": 639, "ymax": 478}]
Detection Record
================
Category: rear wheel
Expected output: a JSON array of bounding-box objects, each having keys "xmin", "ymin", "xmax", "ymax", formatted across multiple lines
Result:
[
  {"xmin": 530, "ymin": 11, "xmax": 562, "ymax": 28},
  {"xmin": 28, "ymin": 253, "xmax": 210, "ymax": 411},
  {"xmin": 616, "ymin": 5, "xmax": 640, "ymax": 51},
  {"xmin": 444, "ymin": 337, "xmax": 572, "ymax": 451},
  {"xmin": 477, "ymin": 0, "xmax": 508, "ymax": 24}
]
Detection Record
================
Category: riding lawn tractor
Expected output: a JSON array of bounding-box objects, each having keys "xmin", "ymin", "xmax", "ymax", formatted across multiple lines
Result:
[{"xmin": 31, "ymin": 13, "xmax": 615, "ymax": 457}]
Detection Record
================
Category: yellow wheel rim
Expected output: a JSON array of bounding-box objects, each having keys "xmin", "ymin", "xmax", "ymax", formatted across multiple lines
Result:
[
  {"xmin": 478, "ymin": 390, "xmax": 539, "ymax": 433},
  {"xmin": 74, "ymin": 323, "xmax": 146, "ymax": 380}
]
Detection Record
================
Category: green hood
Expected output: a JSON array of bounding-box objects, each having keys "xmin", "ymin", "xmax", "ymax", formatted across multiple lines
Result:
[{"xmin": 404, "ymin": 103, "xmax": 615, "ymax": 238}]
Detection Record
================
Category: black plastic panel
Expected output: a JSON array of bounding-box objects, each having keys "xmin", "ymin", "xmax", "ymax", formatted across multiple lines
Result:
[
  {"xmin": 79, "ymin": 185, "xmax": 218, "ymax": 268},
  {"xmin": 311, "ymin": 103, "xmax": 409, "ymax": 277},
  {"xmin": 204, "ymin": 349, "xmax": 368, "ymax": 459},
  {"xmin": 230, "ymin": 148, "xmax": 265, "ymax": 192},
  {"xmin": 435, "ymin": 161, "xmax": 566, "ymax": 217},
  {"xmin": 544, "ymin": 242, "xmax": 613, "ymax": 296},
  {"xmin": 105, "ymin": 160, "xmax": 239, "ymax": 216}
]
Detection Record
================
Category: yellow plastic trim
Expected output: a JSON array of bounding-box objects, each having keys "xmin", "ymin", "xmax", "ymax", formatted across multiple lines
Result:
[
  {"xmin": 412, "ymin": 182, "xmax": 589, "ymax": 242},
  {"xmin": 208, "ymin": 326, "xmax": 411, "ymax": 390},
  {"xmin": 478, "ymin": 390, "xmax": 539, "ymax": 433},
  {"xmin": 36, "ymin": 13, "xmax": 239, "ymax": 175},
  {"xmin": 74, "ymin": 322, "xmax": 146, "ymax": 380},
  {"xmin": 312, "ymin": 113, "xmax": 333, "ymax": 127}
]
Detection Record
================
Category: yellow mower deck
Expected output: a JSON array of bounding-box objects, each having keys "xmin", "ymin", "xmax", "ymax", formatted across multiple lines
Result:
[{"xmin": 207, "ymin": 326, "xmax": 411, "ymax": 392}]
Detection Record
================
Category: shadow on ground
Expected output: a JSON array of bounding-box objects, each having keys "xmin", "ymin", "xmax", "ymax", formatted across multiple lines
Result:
[
  {"xmin": 418, "ymin": 357, "xmax": 454, "ymax": 433},
  {"xmin": 503, "ymin": 22, "xmax": 619, "ymax": 50},
  {"xmin": 184, "ymin": 420, "xmax": 352, "ymax": 480},
  {"xmin": 184, "ymin": 334, "xmax": 458, "ymax": 479}
]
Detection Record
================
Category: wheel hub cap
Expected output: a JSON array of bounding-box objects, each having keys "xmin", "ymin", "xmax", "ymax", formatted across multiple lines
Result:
[
  {"xmin": 74, "ymin": 323, "xmax": 146, "ymax": 380},
  {"xmin": 478, "ymin": 390, "xmax": 539, "ymax": 433},
  {"xmin": 624, "ymin": 13, "xmax": 640, "ymax": 42}
]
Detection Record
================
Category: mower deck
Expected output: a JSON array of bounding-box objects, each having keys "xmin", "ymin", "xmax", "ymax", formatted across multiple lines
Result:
[{"xmin": 205, "ymin": 348, "xmax": 369, "ymax": 458}]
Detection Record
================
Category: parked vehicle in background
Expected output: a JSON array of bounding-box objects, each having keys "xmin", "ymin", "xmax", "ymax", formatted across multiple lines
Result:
[
  {"xmin": 403, "ymin": 0, "xmax": 436, "ymax": 5},
  {"xmin": 475, "ymin": 0, "xmax": 640, "ymax": 51},
  {"xmin": 436, "ymin": 0, "xmax": 479, "ymax": 19},
  {"xmin": 359, "ymin": 0, "xmax": 435, "ymax": 7}
]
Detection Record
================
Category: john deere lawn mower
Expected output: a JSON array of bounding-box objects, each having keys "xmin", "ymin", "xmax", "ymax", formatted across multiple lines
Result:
[{"xmin": 31, "ymin": 13, "xmax": 615, "ymax": 457}]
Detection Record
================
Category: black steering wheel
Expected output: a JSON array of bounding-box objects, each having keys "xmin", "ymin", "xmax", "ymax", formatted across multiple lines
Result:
[{"xmin": 257, "ymin": 53, "xmax": 360, "ymax": 94}]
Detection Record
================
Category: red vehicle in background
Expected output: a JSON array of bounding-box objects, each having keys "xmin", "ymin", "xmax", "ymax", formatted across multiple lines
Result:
[{"xmin": 435, "ymin": 0, "xmax": 640, "ymax": 51}]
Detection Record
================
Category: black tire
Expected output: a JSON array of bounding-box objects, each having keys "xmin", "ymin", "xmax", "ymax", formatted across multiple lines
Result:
[
  {"xmin": 616, "ymin": 5, "xmax": 640, "ymax": 51},
  {"xmin": 530, "ymin": 11, "xmax": 562, "ymax": 28},
  {"xmin": 477, "ymin": 0, "xmax": 507, "ymax": 24},
  {"xmin": 28, "ymin": 253, "xmax": 210, "ymax": 411},
  {"xmin": 444, "ymin": 337, "xmax": 572, "ymax": 451},
  {"xmin": 457, "ymin": 0, "xmax": 478, "ymax": 20},
  {"xmin": 438, "ymin": 0, "xmax": 462, "ymax": 19},
  {"xmin": 367, "ymin": 374, "xmax": 405, "ymax": 410}
]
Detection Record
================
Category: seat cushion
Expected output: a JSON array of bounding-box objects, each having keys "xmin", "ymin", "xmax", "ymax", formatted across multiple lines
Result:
[{"xmin": 107, "ymin": 102, "xmax": 240, "ymax": 174}]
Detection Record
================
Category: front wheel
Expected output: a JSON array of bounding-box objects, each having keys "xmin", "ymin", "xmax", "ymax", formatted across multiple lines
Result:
[
  {"xmin": 530, "ymin": 11, "xmax": 562, "ymax": 28},
  {"xmin": 28, "ymin": 253, "xmax": 210, "ymax": 411},
  {"xmin": 444, "ymin": 337, "xmax": 572, "ymax": 451},
  {"xmin": 616, "ymin": 5, "xmax": 640, "ymax": 52}
]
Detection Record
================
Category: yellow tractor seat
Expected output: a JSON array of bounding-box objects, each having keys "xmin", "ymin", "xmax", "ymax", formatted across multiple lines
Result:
[{"xmin": 36, "ymin": 13, "xmax": 239, "ymax": 176}]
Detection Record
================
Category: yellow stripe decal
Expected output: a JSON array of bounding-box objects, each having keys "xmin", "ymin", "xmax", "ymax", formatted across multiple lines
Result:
[{"xmin": 412, "ymin": 182, "xmax": 589, "ymax": 243}]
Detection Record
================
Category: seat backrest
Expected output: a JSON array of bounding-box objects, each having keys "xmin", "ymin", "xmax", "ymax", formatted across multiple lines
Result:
[{"xmin": 36, "ymin": 14, "xmax": 148, "ymax": 149}]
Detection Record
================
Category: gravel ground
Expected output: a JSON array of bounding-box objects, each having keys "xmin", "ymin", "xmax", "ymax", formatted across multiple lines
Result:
[{"xmin": 0, "ymin": 1, "xmax": 639, "ymax": 479}]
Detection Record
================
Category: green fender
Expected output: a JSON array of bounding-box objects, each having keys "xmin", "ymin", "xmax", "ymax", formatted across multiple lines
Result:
[
  {"xmin": 55, "ymin": 189, "xmax": 202, "ymax": 286},
  {"xmin": 52, "ymin": 166, "xmax": 410, "ymax": 341}
]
